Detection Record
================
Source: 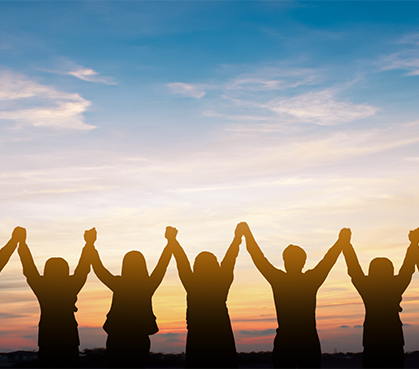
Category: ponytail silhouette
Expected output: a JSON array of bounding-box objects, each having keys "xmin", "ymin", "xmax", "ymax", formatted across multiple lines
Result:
[
  {"xmin": 90, "ymin": 228, "xmax": 172, "ymax": 368},
  {"xmin": 17, "ymin": 228, "xmax": 94, "ymax": 368}
]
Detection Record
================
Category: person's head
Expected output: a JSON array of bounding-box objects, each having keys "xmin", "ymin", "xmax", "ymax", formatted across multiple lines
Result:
[
  {"xmin": 121, "ymin": 251, "xmax": 148, "ymax": 279},
  {"xmin": 368, "ymin": 257, "xmax": 394, "ymax": 279},
  {"xmin": 193, "ymin": 251, "xmax": 220, "ymax": 276},
  {"xmin": 283, "ymin": 245, "xmax": 307, "ymax": 274},
  {"xmin": 44, "ymin": 257, "xmax": 70, "ymax": 279}
]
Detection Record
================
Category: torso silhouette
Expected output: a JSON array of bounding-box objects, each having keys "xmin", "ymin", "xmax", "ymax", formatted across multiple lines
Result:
[{"xmin": 103, "ymin": 276, "xmax": 158, "ymax": 336}]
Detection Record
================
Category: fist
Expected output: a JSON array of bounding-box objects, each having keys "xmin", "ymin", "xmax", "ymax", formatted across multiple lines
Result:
[
  {"xmin": 338, "ymin": 228, "xmax": 352, "ymax": 243},
  {"xmin": 409, "ymin": 228, "xmax": 419, "ymax": 244},
  {"xmin": 235, "ymin": 222, "xmax": 249, "ymax": 238},
  {"xmin": 165, "ymin": 226, "xmax": 178, "ymax": 240},
  {"xmin": 84, "ymin": 228, "xmax": 97, "ymax": 244},
  {"xmin": 12, "ymin": 226, "xmax": 26, "ymax": 243}
]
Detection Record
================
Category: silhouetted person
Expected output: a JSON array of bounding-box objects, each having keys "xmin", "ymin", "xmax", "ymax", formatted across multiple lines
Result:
[
  {"xmin": 0, "ymin": 227, "xmax": 25, "ymax": 273},
  {"xmin": 17, "ymin": 228, "xmax": 95, "ymax": 368},
  {"xmin": 242, "ymin": 223, "xmax": 348, "ymax": 368},
  {"xmin": 342, "ymin": 228, "xmax": 419, "ymax": 368},
  {"xmin": 169, "ymin": 224, "xmax": 243, "ymax": 368},
  {"xmin": 90, "ymin": 228, "xmax": 173, "ymax": 368}
]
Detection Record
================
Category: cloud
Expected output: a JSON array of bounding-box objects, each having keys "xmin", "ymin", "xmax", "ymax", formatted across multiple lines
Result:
[
  {"xmin": 239, "ymin": 329, "xmax": 276, "ymax": 337},
  {"xmin": 0, "ymin": 313, "xmax": 29, "ymax": 319},
  {"xmin": 380, "ymin": 33, "xmax": 419, "ymax": 76},
  {"xmin": 264, "ymin": 89, "xmax": 378, "ymax": 126},
  {"xmin": 65, "ymin": 67, "xmax": 116, "ymax": 85},
  {"xmin": 353, "ymin": 325, "xmax": 363, "ymax": 328},
  {"xmin": 0, "ymin": 70, "xmax": 95, "ymax": 130},
  {"xmin": 167, "ymin": 82, "xmax": 206, "ymax": 98},
  {"xmin": 156, "ymin": 332, "xmax": 181, "ymax": 343},
  {"xmin": 340, "ymin": 325, "xmax": 350, "ymax": 329}
]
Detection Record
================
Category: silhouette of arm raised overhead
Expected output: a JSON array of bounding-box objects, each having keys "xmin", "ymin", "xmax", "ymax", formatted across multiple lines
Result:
[
  {"xmin": 17, "ymin": 230, "xmax": 41, "ymax": 290},
  {"xmin": 242, "ymin": 222, "xmax": 283, "ymax": 283},
  {"xmin": 70, "ymin": 228, "xmax": 95, "ymax": 294},
  {"xmin": 149, "ymin": 229, "xmax": 173, "ymax": 293},
  {"xmin": 0, "ymin": 227, "xmax": 23, "ymax": 273},
  {"xmin": 310, "ymin": 228, "xmax": 348, "ymax": 285},
  {"xmin": 220, "ymin": 223, "xmax": 242, "ymax": 277},
  {"xmin": 397, "ymin": 228, "xmax": 419, "ymax": 293},
  {"xmin": 91, "ymin": 246, "xmax": 117, "ymax": 292},
  {"xmin": 168, "ymin": 227, "xmax": 193, "ymax": 292},
  {"xmin": 342, "ymin": 229, "xmax": 365, "ymax": 285}
]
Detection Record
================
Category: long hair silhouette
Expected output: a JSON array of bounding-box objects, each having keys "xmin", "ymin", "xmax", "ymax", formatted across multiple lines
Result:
[
  {"xmin": 168, "ymin": 224, "xmax": 242, "ymax": 368},
  {"xmin": 90, "ymin": 228, "xmax": 172, "ymax": 368}
]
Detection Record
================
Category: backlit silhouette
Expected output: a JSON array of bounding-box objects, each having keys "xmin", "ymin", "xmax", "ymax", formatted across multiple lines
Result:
[
  {"xmin": 342, "ymin": 228, "xmax": 419, "ymax": 368},
  {"xmin": 0, "ymin": 227, "xmax": 24, "ymax": 273},
  {"xmin": 17, "ymin": 228, "xmax": 94, "ymax": 368},
  {"xmin": 242, "ymin": 222, "xmax": 348, "ymax": 368},
  {"xmin": 90, "ymin": 228, "xmax": 173, "ymax": 368},
  {"xmin": 168, "ymin": 224, "xmax": 243, "ymax": 368}
]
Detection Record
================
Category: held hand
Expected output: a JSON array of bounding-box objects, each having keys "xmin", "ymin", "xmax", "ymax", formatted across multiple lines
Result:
[
  {"xmin": 84, "ymin": 228, "xmax": 97, "ymax": 244},
  {"xmin": 235, "ymin": 222, "xmax": 251, "ymax": 238},
  {"xmin": 12, "ymin": 226, "xmax": 26, "ymax": 243},
  {"xmin": 338, "ymin": 228, "xmax": 352, "ymax": 243},
  {"xmin": 165, "ymin": 226, "xmax": 178, "ymax": 241},
  {"xmin": 408, "ymin": 228, "xmax": 419, "ymax": 244}
]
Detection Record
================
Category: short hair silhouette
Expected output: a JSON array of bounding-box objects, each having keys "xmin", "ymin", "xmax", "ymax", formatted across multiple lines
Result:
[
  {"xmin": 90, "ymin": 229, "xmax": 173, "ymax": 368},
  {"xmin": 17, "ymin": 228, "xmax": 94, "ymax": 368},
  {"xmin": 342, "ymin": 228, "xmax": 419, "ymax": 368},
  {"xmin": 243, "ymin": 223, "xmax": 347, "ymax": 368}
]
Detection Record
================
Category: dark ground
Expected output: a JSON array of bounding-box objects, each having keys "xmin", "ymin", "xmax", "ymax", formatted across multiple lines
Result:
[{"xmin": 7, "ymin": 349, "xmax": 419, "ymax": 368}]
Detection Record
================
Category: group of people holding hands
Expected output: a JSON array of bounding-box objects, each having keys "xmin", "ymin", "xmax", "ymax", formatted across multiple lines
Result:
[{"xmin": 1, "ymin": 223, "xmax": 418, "ymax": 368}]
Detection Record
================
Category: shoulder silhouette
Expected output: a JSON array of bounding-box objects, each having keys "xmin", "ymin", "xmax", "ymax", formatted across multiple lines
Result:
[{"xmin": 90, "ymin": 228, "xmax": 172, "ymax": 368}]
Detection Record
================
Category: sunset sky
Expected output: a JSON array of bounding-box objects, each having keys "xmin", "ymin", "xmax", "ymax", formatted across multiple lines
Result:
[{"xmin": 1, "ymin": 1, "xmax": 419, "ymax": 355}]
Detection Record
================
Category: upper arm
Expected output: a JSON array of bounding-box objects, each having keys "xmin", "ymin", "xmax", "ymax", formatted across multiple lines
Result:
[
  {"xmin": 91, "ymin": 248, "xmax": 117, "ymax": 291},
  {"xmin": 71, "ymin": 245, "xmax": 92, "ymax": 294},
  {"xmin": 342, "ymin": 243, "xmax": 365, "ymax": 286},
  {"xmin": 149, "ymin": 244, "xmax": 172, "ymax": 293},
  {"xmin": 220, "ymin": 237, "xmax": 240, "ymax": 275},
  {"xmin": 171, "ymin": 241, "xmax": 193, "ymax": 291},
  {"xmin": 396, "ymin": 244, "xmax": 418, "ymax": 293},
  {"xmin": 311, "ymin": 241, "xmax": 343, "ymax": 286},
  {"xmin": 245, "ymin": 234, "xmax": 283, "ymax": 284}
]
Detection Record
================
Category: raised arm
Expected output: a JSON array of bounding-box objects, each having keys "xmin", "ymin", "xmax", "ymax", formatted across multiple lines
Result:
[
  {"xmin": 397, "ymin": 228, "xmax": 419, "ymax": 292},
  {"xmin": 149, "ymin": 228, "xmax": 173, "ymax": 293},
  {"xmin": 0, "ymin": 227, "xmax": 22, "ymax": 273},
  {"xmin": 242, "ymin": 222, "xmax": 283, "ymax": 284},
  {"xmin": 91, "ymin": 246, "xmax": 117, "ymax": 291},
  {"xmin": 17, "ymin": 229, "xmax": 41, "ymax": 290},
  {"xmin": 220, "ymin": 223, "xmax": 242, "ymax": 275},
  {"xmin": 341, "ymin": 229, "xmax": 365, "ymax": 285},
  {"xmin": 310, "ymin": 228, "xmax": 348, "ymax": 285},
  {"xmin": 168, "ymin": 227, "xmax": 193, "ymax": 292},
  {"xmin": 70, "ymin": 228, "xmax": 95, "ymax": 294}
]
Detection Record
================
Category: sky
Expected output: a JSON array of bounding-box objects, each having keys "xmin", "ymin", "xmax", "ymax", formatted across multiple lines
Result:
[{"xmin": 1, "ymin": 0, "xmax": 419, "ymax": 354}]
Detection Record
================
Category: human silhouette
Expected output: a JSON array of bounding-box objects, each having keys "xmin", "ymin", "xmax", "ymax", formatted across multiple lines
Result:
[
  {"xmin": 342, "ymin": 228, "xmax": 419, "ymax": 368},
  {"xmin": 242, "ymin": 223, "xmax": 347, "ymax": 368},
  {"xmin": 90, "ymin": 227, "xmax": 173, "ymax": 368},
  {"xmin": 168, "ymin": 224, "xmax": 243, "ymax": 368},
  {"xmin": 0, "ymin": 227, "xmax": 24, "ymax": 273},
  {"xmin": 17, "ymin": 228, "xmax": 95, "ymax": 368}
]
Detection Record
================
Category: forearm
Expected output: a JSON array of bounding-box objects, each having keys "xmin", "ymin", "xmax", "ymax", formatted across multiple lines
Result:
[
  {"xmin": 343, "ymin": 243, "xmax": 364, "ymax": 279},
  {"xmin": 221, "ymin": 237, "xmax": 240, "ymax": 270},
  {"xmin": 0, "ymin": 238, "xmax": 18, "ymax": 272},
  {"xmin": 150, "ymin": 244, "xmax": 172, "ymax": 291},
  {"xmin": 74, "ymin": 244, "xmax": 92, "ymax": 277},
  {"xmin": 18, "ymin": 243, "xmax": 39, "ymax": 278}
]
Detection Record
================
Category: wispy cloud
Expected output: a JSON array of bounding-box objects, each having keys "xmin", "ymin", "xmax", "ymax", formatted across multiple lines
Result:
[
  {"xmin": 65, "ymin": 67, "xmax": 116, "ymax": 85},
  {"xmin": 265, "ymin": 89, "xmax": 377, "ymax": 126},
  {"xmin": 167, "ymin": 82, "xmax": 206, "ymax": 98},
  {"xmin": 0, "ymin": 70, "xmax": 95, "ymax": 130},
  {"xmin": 380, "ymin": 33, "xmax": 419, "ymax": 76}
]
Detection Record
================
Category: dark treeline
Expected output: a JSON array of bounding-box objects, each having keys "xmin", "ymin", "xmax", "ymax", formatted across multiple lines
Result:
[{"xmin": 1, "ymin": 224, "xmax": 418, "ymax": 368}]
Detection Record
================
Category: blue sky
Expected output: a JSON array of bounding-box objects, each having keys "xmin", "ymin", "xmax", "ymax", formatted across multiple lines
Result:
[{"xmin": 1, "ymin": 0, "xmax": 419, "ymax": 354}]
